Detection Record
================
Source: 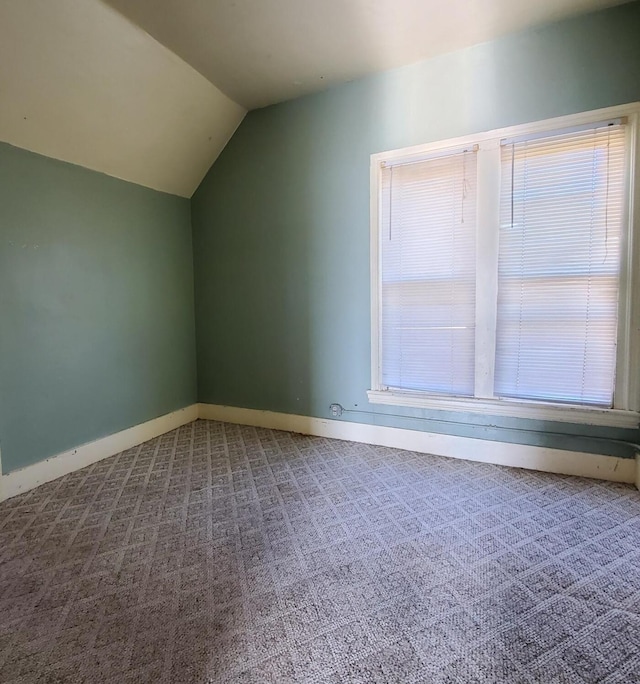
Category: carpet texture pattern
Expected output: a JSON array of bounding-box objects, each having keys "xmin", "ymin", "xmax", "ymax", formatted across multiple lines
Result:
[{"xmin": 1, "ymin": 419, "xmax": 640, "ymax": 683}]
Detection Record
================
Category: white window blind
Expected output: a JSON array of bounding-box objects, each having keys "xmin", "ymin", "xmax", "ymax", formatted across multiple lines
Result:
[
  {"xmin": 495, "ymin": 124, "xmax": 627, "ymax": 406},
  {"xmin": 380, "ymin": 150, "xmax": 477, "ymax": 395}
]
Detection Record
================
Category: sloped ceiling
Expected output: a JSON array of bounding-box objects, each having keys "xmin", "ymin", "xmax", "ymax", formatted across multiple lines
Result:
[
  {"xmin": 0, "ymin": 0, "xmax": 246, "ymax": 197},
  {"xmin": 105, "ymin": 0, "xmax": 627, "ymax": 110},
  {"xmin": 0, "ymin": 0, "xmax": 628, "ymax": 196}
]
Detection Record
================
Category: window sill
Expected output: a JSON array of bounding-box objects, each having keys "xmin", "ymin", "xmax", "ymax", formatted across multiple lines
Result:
[{"xmin": 367, "ymin": 390, "xmax": 639, "ymax": 429}]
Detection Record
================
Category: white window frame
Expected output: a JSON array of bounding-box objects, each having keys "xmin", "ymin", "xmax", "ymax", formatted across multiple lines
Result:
[{"xmin": 368, "ymin": 103, "xmax": 640, "ymax": 429}]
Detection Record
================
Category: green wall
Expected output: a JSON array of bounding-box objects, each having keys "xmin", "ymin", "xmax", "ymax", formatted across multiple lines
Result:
[
  {"xmin": 0, "ymin": 143, "xmax": 197, "ymax": 474},
  {"xmin": 192, "ymin": 1, "xmax": 640, "ymax": 458}
]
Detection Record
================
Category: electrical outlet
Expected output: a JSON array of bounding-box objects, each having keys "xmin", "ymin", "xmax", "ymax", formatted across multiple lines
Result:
[{"xmin": 329, "ymin": 403, "xmax": 343, "ymax": 417}]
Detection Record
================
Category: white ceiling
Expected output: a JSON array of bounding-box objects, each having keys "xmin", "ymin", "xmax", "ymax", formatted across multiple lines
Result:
[
  {"xmin": 0, "ymin": 0, "xmax": 245, "ymax": 197},
  {"xmin": 0, "ymin": 0, "xmax": 627, "ymax": 197},
  {"xmin": 105, "ymin": 0, "xmax": 627, "ymax": 110}
]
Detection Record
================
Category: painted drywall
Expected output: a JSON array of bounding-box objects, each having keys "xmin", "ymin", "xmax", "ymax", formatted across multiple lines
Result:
[
  {"xmin": 192, "ymin": 1, "xmax": 640, "ymax": 458},
  {"xmin": 0, "ymin": 0, "xmax": 245, "ymax": 197},
  {"xmin": 0, "ymin": 143, "xmax": 197, "ymax": 474}
]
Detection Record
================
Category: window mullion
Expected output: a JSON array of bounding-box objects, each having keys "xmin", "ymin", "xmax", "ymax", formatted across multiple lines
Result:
[
  {"xmin": 615, "ymin": 113, "xmax": 640, "ymax": 410},
  {"xmin": 474, "ymin": 141, "xmax": 501, "ymax": 398}
]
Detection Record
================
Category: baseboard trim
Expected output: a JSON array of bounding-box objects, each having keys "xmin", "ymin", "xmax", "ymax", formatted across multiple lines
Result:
[
  {"xmin": 0, "ymin": 404, "xmax": 199, "ymax": 502},
  {"xmin": 1, "ymin": 401, "xmax": 635, "ymax": 502},
  {"xmin": 198, "ymin": 403, "xmax": 637, "ymax": 485}
]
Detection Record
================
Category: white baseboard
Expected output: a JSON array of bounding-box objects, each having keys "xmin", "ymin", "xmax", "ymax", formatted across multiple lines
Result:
[
  {"xmin": 1, "ymin": 401, "xmax": 636, "ymax": 503},
  {"xmin": 0, "ymin": 404, "xmax": 199, "ymax": 502},
  {"xmin": 198, "ymin": 403, "xmax": 638, "ymax": 485}
]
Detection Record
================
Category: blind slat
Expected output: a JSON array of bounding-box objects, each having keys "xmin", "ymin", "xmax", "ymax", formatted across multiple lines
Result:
[
  {"xmin": 495, "ymin": 126, "xmax": 626, "ymax": 407},
  {"xmin": 381, "ymin": 151, "xmax": 477, "ymax": 395}
]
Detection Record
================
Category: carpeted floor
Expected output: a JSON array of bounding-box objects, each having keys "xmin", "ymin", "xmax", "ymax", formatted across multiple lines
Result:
[{"xmin": 1, "ymin": 420, "xmax": 640, "ymax": 683}]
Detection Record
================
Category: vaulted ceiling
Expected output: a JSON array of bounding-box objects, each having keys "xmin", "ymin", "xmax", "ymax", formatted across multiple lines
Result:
[
  {"xmin": 0, "ymin": 0, "xmax": 245, "ymax": 197},
  {"xmin": 106, "ymin": 0, "xmax": 628, "ymax": 110},
  {"xmin": 0, "ymin": 0, "xmax": 628, "ymax": 197}
]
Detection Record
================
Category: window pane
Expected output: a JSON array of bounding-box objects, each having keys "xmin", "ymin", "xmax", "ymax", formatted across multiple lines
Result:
[
  {"xmin": 496, "ymin": 126, "xmax": 626, "ymax": 406},
  {"xmin": 381, "ymin": 151, "xmax": 477, "ymax": 395}
]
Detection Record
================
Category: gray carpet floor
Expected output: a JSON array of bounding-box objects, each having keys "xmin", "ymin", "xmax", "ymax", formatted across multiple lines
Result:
[{"xmin": 1, "ymin": 420, "xmax": 640, "ymax": 683}]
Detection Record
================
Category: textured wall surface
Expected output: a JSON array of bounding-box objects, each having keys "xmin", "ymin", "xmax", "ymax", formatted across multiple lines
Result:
[
  {"xmin": 192, "ymin": 2, "xmax": 640, "ymax": 457},
  {"xmin": 0, "ymin": 143, "xmax": 197, "ymax": 473}
]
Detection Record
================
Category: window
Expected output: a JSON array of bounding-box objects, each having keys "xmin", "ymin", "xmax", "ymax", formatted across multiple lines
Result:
[
  {"xmin": 369, "ymin": 104, "xmax": 640, "ymax": 428},
  {"xmin": 380, "ymin": 149, "xmax": 477, "ymax": 397}
]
